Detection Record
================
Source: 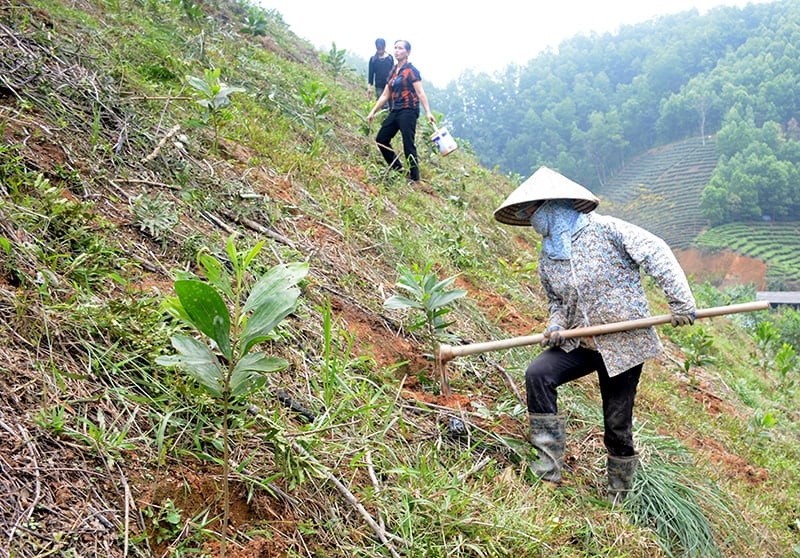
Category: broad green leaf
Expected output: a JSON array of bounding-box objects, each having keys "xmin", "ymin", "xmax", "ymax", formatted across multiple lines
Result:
[
  {"xmin": 241, "ymin": 292, "xmax": 300, "ymax": 354},
  {"xmin": 219, "ymin": 85, "xmax": 246, "ymax": 97},
  {"xmin": 394, "ymin": 280, "xmax": 423, "ymax": 298},
  {"xmin": 186, "ymin": 75, "xmax": 212, "ymax": 96},
  {"xmin": 428, "ymin": 289, "xmax": 467, "ymax": 310},
  {"xmin": 241, "ymin": 239, "xmax": 265, "ymax": 270},
  {"xmin": 174, "ymin": 280, "xmax": 232, "ymax": 360},
  {"xmin": 197, "ymin": 252, "xmax": 233, "ymax": 299},
  {"xmin": 243, "ymin": 262, "xmax": 308, "ymax": 314},
  {"xmin": 384, "ymin": 294, "xmax": 423, "ymax": 310},
  {"xmin": 161, "ymin": 295, "xmax": 193, "ymax": 325},
  {"xmin": 225, "ymin": 233, "xmax": 239, "ymax": 272},
  {"xmin": 156, "ymin": 335, "xmax": 224, "ymax": 397},
  {"xmin": 432, "ymin": 275, "xmax": 458, "ymax": 292},
  {"xmin": 230, "ymin": 352, "xmax": 288, "ymax": 396},
  {"xmin": 422, "ymin": 272, "xmax": 437, "ymax": 292}
]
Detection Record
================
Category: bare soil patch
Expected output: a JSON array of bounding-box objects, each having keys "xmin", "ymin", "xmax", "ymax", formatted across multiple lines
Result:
[{"xmin": 675, "ymin": 248, "xmax": 767, "ymax": 290}]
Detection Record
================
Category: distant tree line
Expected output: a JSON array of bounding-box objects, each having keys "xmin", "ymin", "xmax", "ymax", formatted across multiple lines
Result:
[{"xmin": 429, "ymin": 0, "xmax": 800, "ymax": 225}]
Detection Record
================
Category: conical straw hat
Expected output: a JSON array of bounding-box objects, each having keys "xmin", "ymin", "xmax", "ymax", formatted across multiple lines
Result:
[{"xmin": 493, "ymin": 166, "xmax": 600, "ymax": 226}]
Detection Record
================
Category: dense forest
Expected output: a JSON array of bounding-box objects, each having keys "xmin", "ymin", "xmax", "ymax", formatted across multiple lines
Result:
[{"xmin": 427, "ymin": 0, "xmax": 800, "ymax": 226}]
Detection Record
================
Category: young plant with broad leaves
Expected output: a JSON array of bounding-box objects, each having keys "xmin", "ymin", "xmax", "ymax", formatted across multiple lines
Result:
[
  {"xmin": 384, "ymin": 262, "xmax": 467, "ymax": 394},
  {"xmin": 185, "ymin": 67, "xmax": 245, "ymax": 151},
  {"xmin": 156, "ymin": 234, "xmax": 307, "ymax": 557}
]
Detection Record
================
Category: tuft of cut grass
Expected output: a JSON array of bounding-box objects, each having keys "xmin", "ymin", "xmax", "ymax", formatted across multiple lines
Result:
[{"xmin": 626, "ymin": 444, "xmax": 745, "ymax": 558}]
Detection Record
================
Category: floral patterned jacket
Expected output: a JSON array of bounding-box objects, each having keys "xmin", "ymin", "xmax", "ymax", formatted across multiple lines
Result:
[{"xmin": 538, "ymin": 213, "xmax": 696, "ymax": 376}]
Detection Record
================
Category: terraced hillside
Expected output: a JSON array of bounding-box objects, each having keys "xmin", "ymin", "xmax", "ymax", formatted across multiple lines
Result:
[
  {"xmin": 598, "ymin": 136, "xmax": 718, "ymax": 249},
  {"xmin": 694, "ymin": 222, "xmax": 800, "ymax": 289}
]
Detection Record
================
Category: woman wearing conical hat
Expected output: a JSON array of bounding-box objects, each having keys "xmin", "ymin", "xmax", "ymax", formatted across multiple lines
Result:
[{"xmin": 494, "ymin": 166, "xmax": 696, "ymax": 504}]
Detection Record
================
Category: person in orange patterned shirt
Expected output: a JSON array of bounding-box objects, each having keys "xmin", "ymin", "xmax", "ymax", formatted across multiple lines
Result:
[{"xmin": 367, "ymin": 39, "xmax": 435, "ymax": 183}]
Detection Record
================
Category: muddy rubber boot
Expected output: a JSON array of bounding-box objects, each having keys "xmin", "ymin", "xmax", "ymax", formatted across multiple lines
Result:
[
  {"xmin": 527, "ymin": 414, "xmax": 566, "ymax": 484},
  {"xmin": 607, "ymin": 454, "xmax": 638, "ymax": 505}
]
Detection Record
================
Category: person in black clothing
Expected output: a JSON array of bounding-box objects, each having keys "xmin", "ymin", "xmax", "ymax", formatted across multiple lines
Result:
[
  {"xmin": 367, "ymin": 38, "xmax": 393, "ymax": 105},
  {"xmin": 367, "ymin": 40, "xmax": 435, "ymax": 183}
]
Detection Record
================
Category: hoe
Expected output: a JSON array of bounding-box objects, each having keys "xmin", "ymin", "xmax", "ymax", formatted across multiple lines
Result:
[{"xmin": 435, "ymin": 300, "xmax": 770, "ymax": 396}]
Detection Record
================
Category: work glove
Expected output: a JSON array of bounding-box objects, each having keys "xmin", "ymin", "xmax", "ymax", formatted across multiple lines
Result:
[
  {"xmin": 670, "ymin": 311, "xmax": 696, "ymax": 327},
  {"xmin": 541, "ymin": 325, "xmax": 564, "ymax": 347}
]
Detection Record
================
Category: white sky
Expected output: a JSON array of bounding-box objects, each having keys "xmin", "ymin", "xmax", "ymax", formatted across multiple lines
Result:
[{"xmin": 259, "ymin": 0, "xmax": 772, "ymax": 87}]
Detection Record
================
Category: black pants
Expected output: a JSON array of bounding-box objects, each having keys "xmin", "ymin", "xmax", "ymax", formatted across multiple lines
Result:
[
  {"xmin": 525, "ymin": 347, "xmax": 642, "ymax": 457},
  {"xmin": 375, "ymin": 108, "xmax": 420, "ymax": 181}
]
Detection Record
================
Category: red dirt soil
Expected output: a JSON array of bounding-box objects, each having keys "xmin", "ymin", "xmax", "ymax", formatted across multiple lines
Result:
[{"xmin": 675, "ymin": 248, "xmax": 768, "ymax": 290}]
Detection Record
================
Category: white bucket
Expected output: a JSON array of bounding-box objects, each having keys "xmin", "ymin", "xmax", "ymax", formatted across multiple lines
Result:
[{"xmin": 431, "ymin": 127, "xmax": 458, "ymax": 156}]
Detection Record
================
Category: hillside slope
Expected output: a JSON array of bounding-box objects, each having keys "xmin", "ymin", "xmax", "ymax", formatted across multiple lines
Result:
[
  {"xmin": 600, "ymin": 138, "xmax": 800, "ymax": 288},
  {"xmin": 1, "ymin": 1, "xmax": 799, "ymax": 557},
  {"xmin": 599, "ymin": 136, "xmax": 718, "ymax": 249}
]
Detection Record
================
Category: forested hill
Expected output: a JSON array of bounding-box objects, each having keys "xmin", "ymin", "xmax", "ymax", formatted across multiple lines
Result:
[
  {"xmin": 430, "ymin": 0, "xmax": 800, "ymax": 226},
  {"xmin": 599, "ymin": 136, "xmax": 718, "ymax": 249}
]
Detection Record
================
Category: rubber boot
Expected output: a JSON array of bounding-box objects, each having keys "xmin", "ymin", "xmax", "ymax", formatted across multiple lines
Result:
[
  {"xmin": 607, "ymin": 454, "xmax": 638, "ymax": 505},
  {"xmin": 527, "ymin": 414, "xmax": 566, "ymax": 484}
]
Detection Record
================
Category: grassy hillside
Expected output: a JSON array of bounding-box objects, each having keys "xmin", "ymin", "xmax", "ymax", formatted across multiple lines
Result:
[
  {"xmin": 694, "ymin": 222, "xmax": 800, "ymax": 289},
  {"xmin": 600, "ymin": 137, "xmax": 800, "ymax": 287},
  {"xmin": 1, "ymin": 1, "xmax": 799, "ymax": 557},
  {"xmin": 599, "ymin": 136, "xmax": 718, "ymax": 249}
]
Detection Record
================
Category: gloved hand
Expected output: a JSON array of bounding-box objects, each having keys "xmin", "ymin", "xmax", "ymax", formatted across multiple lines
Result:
[
  {"xmin": 670, "ymin": 311, "xmax": 696, "ymax": 327},
  {"xmin": 541, "ymin": 325, "xmax": 564, "ymax": 347}
]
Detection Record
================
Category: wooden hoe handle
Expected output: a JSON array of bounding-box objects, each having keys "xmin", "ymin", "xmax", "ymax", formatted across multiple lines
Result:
[{"xmin": 436, "ymin": 300, "xmax": 770, "ymax": 364}]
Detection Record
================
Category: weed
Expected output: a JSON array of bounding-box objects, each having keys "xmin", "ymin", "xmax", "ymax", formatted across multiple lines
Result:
[
  {"xmin": 627, "ymin": 443, "xmax": 744, "ymax": 558},
  {"xmin": 140, "ymin": 499, "xmax": 183, "ymax": 545},
  {"xmin": 74, "ymin": 407, "xmax": 139, "ymax": 465},
  {"xmin": 33, "ymin": 404, "xmax": 68, "ymax": 435},
  {"xmin": 132, "ymin": 192, "xmax": 180, "ymax": 243}
]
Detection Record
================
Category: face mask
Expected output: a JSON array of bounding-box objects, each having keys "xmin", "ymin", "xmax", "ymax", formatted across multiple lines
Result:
[
  {"xmin": 530, "ymin": 207, "xmax": 549, "ymax": 236},
  {"xmin": 530, "ymin": 200, "xmax": 588, "ymax": 260}
]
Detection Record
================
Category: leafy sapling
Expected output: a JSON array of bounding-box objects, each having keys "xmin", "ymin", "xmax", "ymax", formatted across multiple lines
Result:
[
  {"xmin": 185, "ymin": 68, "xmax": 245, "ymax": 151},
  {"xmin": 156, "ymin": 234, "xmax": 307, "ymax": 557},
  {"xmin": 384, "ymin": 262, "xmax": 467, "ymax": 394},
  {"xmin": 321, "ymin": 42, "xmax": 347, "ymax": 79}
]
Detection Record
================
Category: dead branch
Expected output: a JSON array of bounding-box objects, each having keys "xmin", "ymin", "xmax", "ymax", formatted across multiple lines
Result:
[
  {"xmin": 490, "ymin": 360, "xmax": 526, "ymax": 408},
  {"xmin": 221, "ymin": 210, "xmax": 297, "ymax": 249},
  {"xmin": 289, "ymin": 440, "xmax": 406, "ymax": 557},
  {"xmin": 141, "ymin": 124, "xmax": 181, "ymax": 164}
]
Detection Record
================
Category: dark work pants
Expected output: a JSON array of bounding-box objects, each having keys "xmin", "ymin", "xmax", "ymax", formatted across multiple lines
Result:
[
  {"xmin": 375, "ymin": 108, "xmax": 420, "ymax": 181},
  {"xmin": 525, "ymin": 347, "xmax": 643, "ymax": 457}
]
